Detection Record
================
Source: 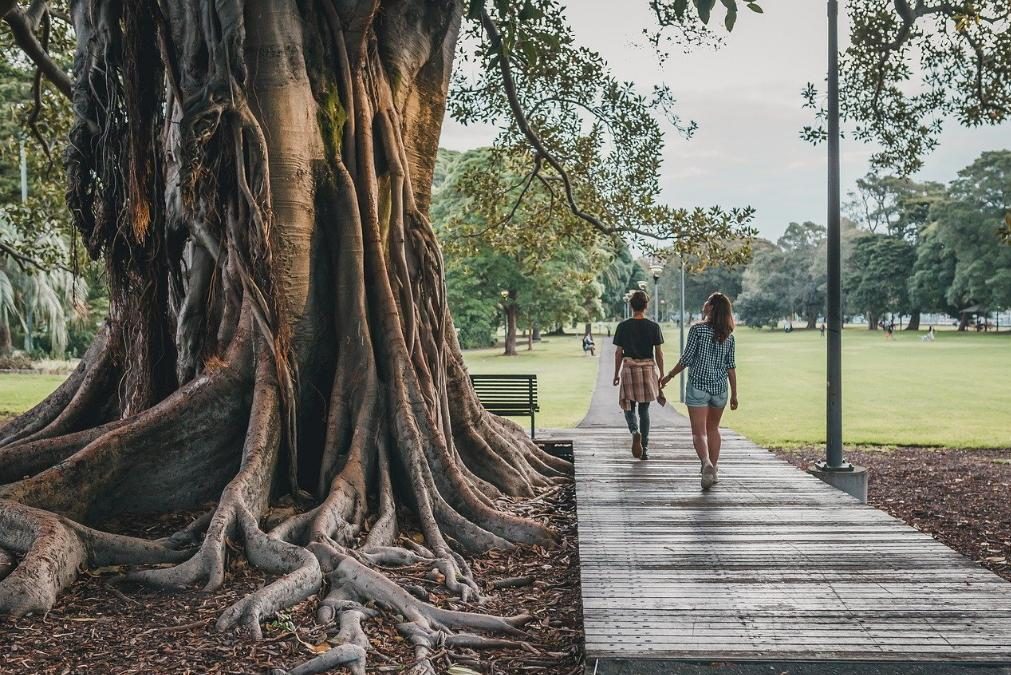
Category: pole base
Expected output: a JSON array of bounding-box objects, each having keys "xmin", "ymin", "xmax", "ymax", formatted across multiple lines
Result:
[{"xmin": 810, "ymin": 463, "xmax": 868, "ymax": 503}]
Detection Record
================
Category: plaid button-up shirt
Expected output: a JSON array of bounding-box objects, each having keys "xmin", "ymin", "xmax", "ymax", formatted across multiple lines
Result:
[{"xmin": 678, "ymin": 323, "xmax": 736, "ymax": 395}]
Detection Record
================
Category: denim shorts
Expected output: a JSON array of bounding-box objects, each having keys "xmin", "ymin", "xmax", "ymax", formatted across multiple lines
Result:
[{"xmin": 685, "ymin": 382, "xmax": 728, "ymax": 408}]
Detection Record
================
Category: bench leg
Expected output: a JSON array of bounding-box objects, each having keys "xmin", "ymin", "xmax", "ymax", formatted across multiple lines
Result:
[{"xmin": 530, "ymin": 411, "xmax": 535, "ymax": 439}]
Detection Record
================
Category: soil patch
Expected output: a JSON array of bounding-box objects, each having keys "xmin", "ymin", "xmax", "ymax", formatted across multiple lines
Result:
[
  {"xmin": 0, "ymin": 485, "xmax": 583, "ymax": 674},
  {"xmin": 775, "ymin": 445, "xmax": 1011, "ymax": 582}
]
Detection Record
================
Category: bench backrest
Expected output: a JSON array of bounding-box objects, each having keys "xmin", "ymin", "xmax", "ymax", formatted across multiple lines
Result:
[{"xmin": 469, "ymin": 374, "xmax": 539, "ymax": 413}]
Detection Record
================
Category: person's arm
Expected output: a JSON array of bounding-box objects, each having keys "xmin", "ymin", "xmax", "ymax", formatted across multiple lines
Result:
[
  {"xmin": 661, "ymin": 325, "xmax": 697, "ymax": 385},
  {"xmin": 654, "ymin": 345, "xmax": 664, "ymax": 383},
  {"xmin": 661, "ymin": 360, "xmax": 685, "ymax": 387},
  {"xmin": 727, "ymin": 336, "xmax": 738, "ymax": 409},
  {"xmin": 612, "ymin": 346, "xmax": 624, "ymax": 386},
  {"xmin": 728, "ymin": 369, "xmax": 738, "ymax": 409}
]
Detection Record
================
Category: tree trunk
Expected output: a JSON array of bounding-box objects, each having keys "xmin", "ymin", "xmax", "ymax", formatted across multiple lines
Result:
[
  {"xmin": 0, "ymin": 3, "xmax": 568, "ymax": 671},
  {"xmin": 905, "ymin": 310, "xmax": 921, "ymax": 331},
  {"xmin": 958, "ymin": 314, "xmax": 970, "ymax": 331},
  {"xmin": 805, "ymin": 309, "xmax": 818, "ymax": 330},
  {"xmin": 0, "ymin": 316, "xmax": 11, "ymax": 357},
  {"xmin": 527, "ymin": 325, "xmax": 534, "ymax": 351},
  {"xmin": 867, "ymin": 311, "xmax": 879, "ymax": 330},
  {"xmin": 503, "ymin": 301, "xmax": 518, "ymax": 356},
  {"xmin": 531, "ymin": 323, "xmax": 540, "ymax": 342},
  {"xmin": 23, "ymin": 307, "xmax": 33, "ymax": 353}
]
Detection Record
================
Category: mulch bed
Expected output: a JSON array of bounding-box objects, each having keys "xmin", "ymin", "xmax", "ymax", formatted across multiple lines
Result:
[
  {"xmin": 0, "ymin": 485, "xmax": 584, "ymax": 674},
  {"xmin": 774, "ymin": 445, "xmax": 1011, "ymax": 582}
]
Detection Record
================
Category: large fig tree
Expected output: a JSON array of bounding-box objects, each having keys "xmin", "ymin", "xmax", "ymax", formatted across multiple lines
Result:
[{"xmin": 0, "ymin": 1, "xmax": 751, "ymax": 671}]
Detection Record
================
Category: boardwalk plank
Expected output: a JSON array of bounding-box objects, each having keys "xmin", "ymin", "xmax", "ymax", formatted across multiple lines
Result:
[{"xmin": 568, "ymin": 428, "xmax": 1011, "ymax": 664}]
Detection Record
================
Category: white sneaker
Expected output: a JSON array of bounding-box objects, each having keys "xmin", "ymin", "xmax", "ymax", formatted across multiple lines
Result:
[{"xmin": 701, "ymin": 464, "xmax": 716, "ymax": 490}]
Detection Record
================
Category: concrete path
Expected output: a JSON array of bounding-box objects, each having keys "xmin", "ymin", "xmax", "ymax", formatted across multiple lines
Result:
[
  {"xmin": 564, "ymin": 342, "xmax": 1011, "ymax": 674},
  {"xmin": 578, "ymin": 340, "xmax": 688, "ymax": 431}
]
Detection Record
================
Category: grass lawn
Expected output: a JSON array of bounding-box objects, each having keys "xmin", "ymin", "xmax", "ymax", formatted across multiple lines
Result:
[
  {"xmin": 463, "ymin": 334, "xmax": 597, "ymax": 429},
  {"xmin": 3, "ymin": 329, "xmax": 1007, "ymax": 446},
  {"xmin": 673, "ymin": 328, "xmax": 1011, "ymax": 448},
  {"xmin": 0, "ymin": 373, "xmax": 68, "ymax": 418}
]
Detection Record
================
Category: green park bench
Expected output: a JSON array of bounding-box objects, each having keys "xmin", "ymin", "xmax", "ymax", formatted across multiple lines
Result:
[{"xmin": 469, "ymin": 373, "xmax": 539, "ymax": 439}]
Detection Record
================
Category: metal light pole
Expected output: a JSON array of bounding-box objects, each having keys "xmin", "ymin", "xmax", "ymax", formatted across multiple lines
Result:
[
  {"xmin": 820, "ymin": 0, "xmax": 850, "ymax": 471},
  {"xmin": 679, "ymin": 257, "xmax": 686, "ymax": 403},
  {"xmin": 650, "ymin": 265, "xmax": 663, "ymax": 323}
]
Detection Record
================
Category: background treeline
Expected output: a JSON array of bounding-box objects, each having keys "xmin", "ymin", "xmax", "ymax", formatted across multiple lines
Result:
[
  {"xmin": 653, "ymin": 151, "xmax": 1011, "ymax": 331},
  {"xmin": 436, "ymin": 148, "xmax": 1011, "ymax": 346}
]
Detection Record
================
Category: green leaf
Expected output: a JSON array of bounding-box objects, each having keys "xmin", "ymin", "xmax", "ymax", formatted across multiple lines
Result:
[
  {"xmin": 747, "ymin": 2, "xmax": 763, "ymax": 13},
  {"xmin": 466, "ymin": 0, "xmax": 484, "ymax": 20},
  {"xmin": 674, "ymin": 0, "xmax": 689, "ymax": 15},
  {"xmin": 725, "ymin": 10, "xmax": 737, "ymax": 31},
  {"xmin": 696, "ymin": 0, "xmax": 717, "ymax": 24},
  {"xmin": 518, "ymin": 1, "xmax": 544, "ymax": 22}
]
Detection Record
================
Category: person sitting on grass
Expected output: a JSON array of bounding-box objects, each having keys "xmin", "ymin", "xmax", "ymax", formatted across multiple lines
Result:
[
  {"xmin": 612, "ymin": 290, "xmax": 664, "ymax": 460},
  {"xmin": 661, "ymin": 292, "xmax": 738, "ymax": 490},
  {"xmin": 582, "ymin": 332, "xmax": 596, "ymax": 356}
]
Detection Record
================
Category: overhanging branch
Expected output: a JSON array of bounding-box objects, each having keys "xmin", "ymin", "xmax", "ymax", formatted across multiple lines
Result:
[{"xmin": 3, "ymin": 3, "xmax": 72, "ymax": 100}]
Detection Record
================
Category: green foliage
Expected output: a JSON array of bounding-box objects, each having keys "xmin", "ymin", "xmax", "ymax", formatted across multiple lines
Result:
[
  {"xmin": 929, "ymin": 151, "xmax": 1011, "ymax": 312},
  {"xmin": 433, "ymin": 147, "xmax": 615, "ymax": 346},
  {"xmin": 844, "ymin": 234, "xmax": 915, "ymax": 321},
  {"xmin": 803, "ymin": 1, "xmax": 1011, "ymax": 174},
  {"xmin": 451, "ymin": 0, "xmax": 756, "ymax": 254},
  {"xmin": 735, "ymin": 247, "xmax": 792, "ymax": 328},
  {"xmin": 0, "ymin": 14, "xmax": 77, "ymax": 268}
]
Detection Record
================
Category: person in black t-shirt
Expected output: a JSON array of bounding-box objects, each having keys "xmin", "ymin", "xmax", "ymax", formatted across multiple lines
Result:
[{"xmin": 612, "ymin": 290, "xmax": 664, "ymax": 460}]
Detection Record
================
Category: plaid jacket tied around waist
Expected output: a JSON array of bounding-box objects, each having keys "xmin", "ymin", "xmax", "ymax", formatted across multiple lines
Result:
[{"xmin": 619, "ymin": 358, "xmax": 665, "ymax": 411}]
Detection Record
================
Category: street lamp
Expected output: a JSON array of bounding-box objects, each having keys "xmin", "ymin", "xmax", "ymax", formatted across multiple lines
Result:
[
  {"xmin": 819, "ymin": 0, "xmax": 849, "ymax": 473},
  {"xmin": 623, "ymin": 291, "xmax": 633, "ymax": 320},
  {"xmin": 678, "ymin": 256, "xmax": 687, "ymax": 403},
  {"xmin": 650, "ymin": 264, "xmax": 663, "ymax": 323},
  {"xmin": 499, "ymin": 290, "xmax": 510, "ymax": 337}
]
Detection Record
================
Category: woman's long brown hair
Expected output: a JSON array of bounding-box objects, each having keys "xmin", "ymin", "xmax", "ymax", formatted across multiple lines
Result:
[{"xmin": 704, "ymin": 292, "xmax": 735, "ymax": 343}]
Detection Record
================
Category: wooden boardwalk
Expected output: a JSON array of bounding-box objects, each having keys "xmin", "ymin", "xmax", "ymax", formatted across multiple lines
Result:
[{"xmin": 568, "ymin": 426, "xmax": 1011, "ymax": 666}]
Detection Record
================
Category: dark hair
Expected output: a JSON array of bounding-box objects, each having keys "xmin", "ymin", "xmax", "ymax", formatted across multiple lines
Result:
[
  {"xmin": 704, "ymin": 292, "xmax": 735, "ymax": 343},
  {"xmin": 630, "ymin": 290, "xmax": 649, "ymax": 312}
]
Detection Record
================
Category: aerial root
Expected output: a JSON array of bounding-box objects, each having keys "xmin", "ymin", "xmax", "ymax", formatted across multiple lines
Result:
[
  {"xmin": 0, "ymin": 499, "xmax": 189, "ymax": 618},
  {"xmin": 271, "ymin": 542, "xmax": 534, "ymax": 675}
]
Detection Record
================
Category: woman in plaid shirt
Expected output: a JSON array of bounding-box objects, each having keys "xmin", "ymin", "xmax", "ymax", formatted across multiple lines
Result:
[{"xmin": 661, "ymin": 292, "xmax": 738, "ymax": 490}]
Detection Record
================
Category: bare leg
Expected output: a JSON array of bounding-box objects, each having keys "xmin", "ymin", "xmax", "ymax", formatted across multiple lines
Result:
[
  {"xmin": 706, "ymin": 405, "xmax": 726, "ymax": 467},
  {"xmin": 687, "ymin": 406, "xmax": 711, "ymax": 467}
]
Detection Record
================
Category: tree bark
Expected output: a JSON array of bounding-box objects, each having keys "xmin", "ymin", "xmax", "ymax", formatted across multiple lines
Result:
[
  {"xmin": 867, "ymin": 311, "xmax": 879, "ymax": 330},
  {"xmin": 503, "ymin": 296, "xmax": 518, "ymax": 356},
  {"xmin": 0, "ymin": 317, "xmax": 11, "ymax": 357},
  {"xmin": 0, "ymin": 2, "xmax": 568, "ymax": 672},
  {"xmin": 905, "ymin": 309, "xmax": 921, "ymax": 331}
]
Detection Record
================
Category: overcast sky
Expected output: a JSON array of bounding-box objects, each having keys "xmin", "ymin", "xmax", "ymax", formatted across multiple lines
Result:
[{"xmin": 438, "ymin": 0, "xmax": 1011, "ymax": 242}]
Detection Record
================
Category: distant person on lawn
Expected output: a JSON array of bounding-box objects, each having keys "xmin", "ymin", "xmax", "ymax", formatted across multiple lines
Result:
[
  {"xmin": 661, "ymin": 292, "xmax": 738, "ymax": 490},
  {"xmin": 612, "ymin": 290, "xmax": 665, "ymax": 460},
  {"xmin": 582, "ymin": 332, "xmax": 596, "ymax": 356}
]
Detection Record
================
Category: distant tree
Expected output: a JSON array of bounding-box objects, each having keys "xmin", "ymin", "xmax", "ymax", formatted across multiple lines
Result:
[
  {"xmin": 777, "ymin": 222, "xmax": 826, "ymax": 329},
  {"xmin": 844, "ymin": 234, "xmax": 915, "ymax": 329},
  {"xmin": 735, "ymin": 248, "xmax": 792, "ymax": 328},
  {"xmin": 929, "ymin": 151, "xmax": 1011, "ymax": 325},
  {"xmin": 908, "ymin": 223, "xmax": 959, "ymax": 322},
  {"xmin": 846, "ymin": 175, "xmax": 946, "ymax": 329}
]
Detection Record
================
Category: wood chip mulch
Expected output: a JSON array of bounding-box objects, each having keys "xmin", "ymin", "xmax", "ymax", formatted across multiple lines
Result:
[
  {"xmin": 774, "ymin": 445, "xmax": 1011, "ymax": 582},
  {"xmin": 0, "ymin": 484, "xmax": 584, "ymax": 674}
]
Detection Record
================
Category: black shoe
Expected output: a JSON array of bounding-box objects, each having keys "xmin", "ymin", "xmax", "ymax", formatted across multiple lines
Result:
[{"xmin": 641, "ymin": 447, "xmax": 649, "ymax": 460}]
